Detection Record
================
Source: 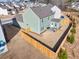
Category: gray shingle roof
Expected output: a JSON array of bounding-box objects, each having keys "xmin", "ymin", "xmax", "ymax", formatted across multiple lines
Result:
[
  {"xmin": 51, "ymin": 18, "xmax": 61, "ymax": 22},
  {"xmin": 31, "ymin": 4, "xmax": 54, "ymax": 19}
]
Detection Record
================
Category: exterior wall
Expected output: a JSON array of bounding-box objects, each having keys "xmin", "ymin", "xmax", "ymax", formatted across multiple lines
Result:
[
  {"xmin": 56, "ymin": 22, "xmax": 60, "ymax": 29},
  {"xmin": 1, "ymin": 18, "xmax": 13, "ymax": 25},
  {"xmin": 43, "ymin": 17, "xmax": 49, "ymax": 28},
  {"xmin": 0, "ymin": 23, "xmax": 6, "ymax": 44},
  {"xmin": 40, "ymin": 15, "xmax": 53, "ymax": 33},
  {"xmin": 0, "ymin": 21, "xmax": 8, "ymax": 54},
  {"xmin": 17, "ymin": 8, "xmax": 41, "ymax": 34},
  {"xmin": 40, "ymin": 17, "xmax": 49, "ymax": 33},
  {"xmin": 50, "ymin": 22, "xmax": 60, "ymax": 29},
  {"xmin": 23, "ymin": 8, "xmax": 41, "ymax": 34},
  {"xmin": 17, "ymin": 21, "xmax": 26, "ymax": 28},
  {"xmin": 16, "ymin": 14, "xmax": 26, "ymax": 29}
]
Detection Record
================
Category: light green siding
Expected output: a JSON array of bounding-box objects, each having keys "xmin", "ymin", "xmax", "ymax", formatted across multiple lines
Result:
[
  {"xmin": 16, "ymin": 14, "xmax": 26, "ymax": 28},
  {"xmin": 22, "ymin": 8, "xmax": 41, "ymax": 34},
  {"xmin": 43, "ymin": 17, "xmax": 49, "ymax": 28},
  {"xmin": 40, "ymin": 15, "xmax": 52, "ymax": 33},
  {"xmin": 16, "ymin": 8, "xmax": 53, "ymax": 34},
  {"xmin": 40, "ymin": 17, "xmax": 48, "ymax": 33},
  {"xmin": 17, "ymin": 21, "xmax": 26, "ymax": 28}
]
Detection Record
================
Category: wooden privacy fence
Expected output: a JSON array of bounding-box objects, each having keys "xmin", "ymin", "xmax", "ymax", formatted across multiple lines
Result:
[
  {"xmin": 20, "ymin": 23, "xmax": 72, "ymax": 59},
  {"xmin": 20, "ymin": 30, "xmax": 56, "ymax": 59}
]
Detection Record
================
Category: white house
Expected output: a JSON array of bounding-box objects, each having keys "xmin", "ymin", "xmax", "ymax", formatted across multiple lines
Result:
[
  {"xmin": 51, "ymin": 6, "xmax": 61, "ymax": 19},
  {"xmin": 71, "ymin": 2, "xmax": 79, "ymax": 10},
  {"xmin": 0, "ymin": 21, "xmax": 8, "ymax": 55},
  {"xmin": 0, "ymin": 7, "xmax": 8, "ymax": 15}
]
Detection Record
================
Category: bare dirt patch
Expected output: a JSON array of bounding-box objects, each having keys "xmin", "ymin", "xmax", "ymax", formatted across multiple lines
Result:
[
  {"xmin": 64, "ymin": 24, "xmax": 79, "ymax": 59},
  {"xmin": 0, "ymin": 25, "xmax": 49, "ymax": 59}
]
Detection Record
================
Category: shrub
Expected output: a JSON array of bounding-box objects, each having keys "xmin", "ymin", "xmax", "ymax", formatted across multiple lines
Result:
[
  {"xmin": 73, "ymin": 23, "xmax": 76, "ymax": 28},
  {"xmin": 70, "ymin": 27, "xmax": 76, "ymax": 34},
  {"xmin": 58, "ymin": 49, "xmax": 68, "ymax": 59},
  {"xmin": 67, "ymin": 34, "xmax": 75, "ymax": 44},
  {"xmin": 67, "ymin": 35, "xmax": 70, "ymax": 41}
]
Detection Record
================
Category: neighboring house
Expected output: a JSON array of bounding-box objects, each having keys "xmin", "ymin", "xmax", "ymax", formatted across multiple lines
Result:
[
  {"xmin": 71, "ymin": 2, "xmax": 79, "ymax": 10},
  {"xmin": 16, "ymin": 4, "xmax": 62, "ymax": 34},
  {"xmin": 0, "ymin": 7, "xmax": 8, "ymax": 15},
  {"xmin": 0, "ymin": 20, "xmax": 8, "ymax": 55},
  {"xmin": 51, "ymin": 6, "xmax": 61, "ymax": 19},
  {"xmin": 0, "ymin": 15, "xmax": 15, "ymax": 25},
  {"xmin": 49, "ymin": 6, "xmax": 62, "ymax": 30}
]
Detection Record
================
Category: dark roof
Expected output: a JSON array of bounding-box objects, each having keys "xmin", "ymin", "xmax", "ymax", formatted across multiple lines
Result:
[
  {"xmin": 31, "ymin": 4, "xmax": 54, "ymax": 19},
  {"xmin": 51, "ymin": 18, "xmax": 61, "ymax": 22},
  {"xmin": 0, "ymin": 5, "xmax": 8, "ymax": 9}
]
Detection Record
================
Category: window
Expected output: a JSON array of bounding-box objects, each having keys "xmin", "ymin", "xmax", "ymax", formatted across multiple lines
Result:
[
  {"xmin": 48, "ymin": 16, "xmax": 50, "ymax": 20},
  {"xmin": 52, "ymin": 23, "xmax": 53, "ymax": 25},
  {"xmin": 55, "ymin": 23, "xmax": 57, "ymax": 26},
  {"xmin": 42, "ymin": 19, "xmax": 43, "ymax": 22}
]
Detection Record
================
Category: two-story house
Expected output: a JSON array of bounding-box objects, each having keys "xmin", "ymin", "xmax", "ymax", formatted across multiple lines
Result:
[{"xmin": 16, "ymin": 4, "xmax": 62, "ymax": 34}]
